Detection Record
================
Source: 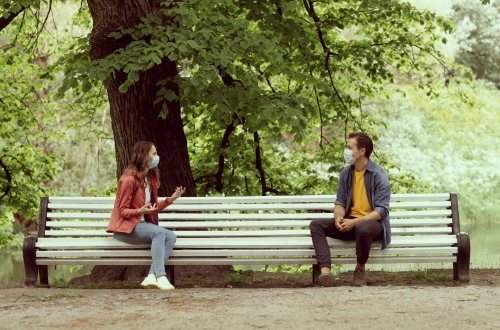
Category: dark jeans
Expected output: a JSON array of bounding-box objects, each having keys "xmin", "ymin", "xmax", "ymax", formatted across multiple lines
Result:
[{"xmin": 309, "ymin": 218, "xmax": 384, "ymax": 268}]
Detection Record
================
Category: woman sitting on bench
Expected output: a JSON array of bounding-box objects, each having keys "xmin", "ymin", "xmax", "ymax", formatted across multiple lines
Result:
[{"xmin": 107, "ymin": 140, "xmax": 185, "ymax": 290}]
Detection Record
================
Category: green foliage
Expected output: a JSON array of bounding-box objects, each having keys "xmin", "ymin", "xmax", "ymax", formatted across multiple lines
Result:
[
  {"xmin": 373, "ymin": 81, "xmax": 500, "ymax": 221},
  {"xmin": 52, "ymin": 276, "xmax": 69, "ymax": 288},
  {"xmin": 263, "ymin": 264, "xmax": 313, "ymax": 275},
  {"xmin": 224, "ymin": 270, "xmax": 253, "ymax": 284},
  {"xmin": 0, "ymin": 1, "xmax": 113, "ymax": 246},
  {"xmin": 0, "ymin": 37, "xmax": 61, "ymax": 247},
  {"xmin": 52, "ymin": 0, "xmax": 462, "ymax": 198},
  {"xmin": 0, "ymin": 0, "xmax": 39, "ymax": 15},
  {"xmin": 0, "ymin": 0, "xmax": 478, "ymax": 246},
  {"xmin": 409, "ymin": 269, "xmax": 452, "ymax": 282},
  {"xmin": 160, "ymin": 0, "xmax": 457, "ymax": 196},
  {"xmin": 452, "ymin": 0, "xmax": 500, "ymax": 87}
]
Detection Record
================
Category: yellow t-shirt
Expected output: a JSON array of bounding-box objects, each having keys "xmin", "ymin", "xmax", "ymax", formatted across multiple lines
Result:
[{"xmin": 350, "ymin": 170, "xmax": 373, "ymax": 218}]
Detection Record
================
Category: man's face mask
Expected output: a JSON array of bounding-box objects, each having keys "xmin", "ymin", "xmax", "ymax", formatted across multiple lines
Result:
[{"xmin": 343, "ymin": 148, "xmax": 360, "ymax": 165}]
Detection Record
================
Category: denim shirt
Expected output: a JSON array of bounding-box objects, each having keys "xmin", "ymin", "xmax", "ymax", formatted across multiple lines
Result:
[{"xmin": 335, "ymin": 159, "xmax": 392, "ymax": 249}]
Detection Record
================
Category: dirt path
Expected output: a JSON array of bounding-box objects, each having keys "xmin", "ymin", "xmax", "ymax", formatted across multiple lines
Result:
[{"xmin": 1, "ymin": 270, "xmax": 499, "ymax": 329}]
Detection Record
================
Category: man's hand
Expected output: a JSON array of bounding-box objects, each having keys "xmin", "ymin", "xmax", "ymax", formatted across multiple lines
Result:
[
  {"xmin": 339, "ymin": 218, "xmax": 358, "ymax": 232},
  {"xmin": 334, "ymin": 215, "xmax": 344, "ymax": 230},
  {"xmin": 137, "ymin": 203, "xmax": 158, "ymax": 215}
]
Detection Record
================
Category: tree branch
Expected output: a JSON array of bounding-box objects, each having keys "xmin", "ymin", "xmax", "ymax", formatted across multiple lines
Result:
[
  {"xmin": 253, "ymin": 131, "xmax": 267, "ymax": 196},
  {"xmin": 274, "ymin": 0, "xmax": 283, "ymax": 17},
  {"xmin": 0, "ymin": 158, "xmax": 12, "ymax": 201},
  {"xmin": 0, "ymin": 5, "xmax": 26, "ymax": 32},
  {"xmin": 309, "ymin": 71, "xmax": 328, "ymax": 150},
  {"xmin": 302, "ymin": 0, "xmax": 350, "ymax": 117},
  {"xmin": 26, "ymin": 0, "xmax": 53, "ymax": 52},
  {"xmin": 258, "ymin": 67, "xmax": 276, "ymax": 93},
  {"xmin": 4, "ymin": 155, "xmax": 47, "ymax": 196},
  {"xmin": 217, "ymin": 66, "xmax": 243, "ymax": 87},
  {"xmin": 213, "ymin": 68, "xmax": 246, "ymax": 192},
  {"xmin": 215, "ymin": 121, "xmax": 236, "ymax": 192},
  {"xmin": 302, "ymin": 0, "xmax": 337, "ymax": 70}
]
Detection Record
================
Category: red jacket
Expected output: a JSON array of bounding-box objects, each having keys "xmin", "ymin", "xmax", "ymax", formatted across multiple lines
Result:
[{"xmin": 107, "ymin": 170, "xmax": 172, "ymax": 233}]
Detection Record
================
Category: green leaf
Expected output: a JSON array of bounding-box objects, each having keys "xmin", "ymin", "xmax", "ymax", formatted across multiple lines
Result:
[
  {"xmin": 118, "ymin": 83, "xmax": 129, "ymax": 93},
  {"xmin": 82, "ymin": 80, "xmax": 92, "ymax": 92},
  {"xmin": 151, "ymin": 54, "xmax": 162, "ymax": 65}
]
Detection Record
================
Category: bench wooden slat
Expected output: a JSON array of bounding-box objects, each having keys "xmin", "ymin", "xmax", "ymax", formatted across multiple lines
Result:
[
  {"xmin": 47, "ymin": 193, "xmax": 451, "ymax": 204},
  {"xmin": 36, "ymin": 246, "xmax": 458, "ymax": 258},
  {"xmin": 44, "ymin": 227, "xmax": 452, "ymax": 237},
  {"xmin": 47, "ymin": 211, "xmax": 453, "ymax": 222},
  {"xmin": 44, "ymin": 218, "xmax": 454, "ymax": 231},
  {"xmin": 46, "ymin": 212, "xmax": 336, "ymax": 220},
  {"xmin": 46, "ymin": 202, "xmax": 452, "ymax": 212},
  {"xmin": 44, "ymin": 220, "xmax": 319, "ymax": 229},
  {"xmin": 45, "ymin": 218, "xmax": 452, "ymax": 230},
  {"xmin": 35, "ymin": 235, "xmax": 457, "ymax": 250},
  {"xmin": 46, "ymin": 201, "xmax": 452, "ymax": 211},
  {"xmin": 47, "ymin": 203, "xmax": 338, "ymax": 211},
  {"xmin": 36, "ymin": 256, "xmax": 457, "ymax": 266}
]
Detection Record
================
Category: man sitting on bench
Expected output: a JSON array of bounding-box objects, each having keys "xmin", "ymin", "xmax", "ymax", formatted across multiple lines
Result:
[{"xmin": 309, "ymin": 132, "xmax": 391, "ymax": 286}]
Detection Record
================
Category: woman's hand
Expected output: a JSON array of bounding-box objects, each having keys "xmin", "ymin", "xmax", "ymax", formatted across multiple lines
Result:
[
  {"xmin": 170, "ymin": 186, "xmax": 186, "ymax": 202},
  {"xmin": 137, "ymin": 203, "xmax": 158, "ymax": 215}
]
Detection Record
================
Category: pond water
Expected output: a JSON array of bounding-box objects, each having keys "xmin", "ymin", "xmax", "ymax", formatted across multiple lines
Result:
[{"xmin": 0, "ymin": 221, "xmax": 498, "ymax": 282}]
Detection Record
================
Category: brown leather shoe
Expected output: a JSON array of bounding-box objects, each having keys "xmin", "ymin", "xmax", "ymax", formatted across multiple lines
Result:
[
  {"xmin": 353, "ymin": 269, "xmax": 366, "ymax": 286},
  {"xmin": 317, "ymin": 273, "xmax": 337, "ymax": 287}
]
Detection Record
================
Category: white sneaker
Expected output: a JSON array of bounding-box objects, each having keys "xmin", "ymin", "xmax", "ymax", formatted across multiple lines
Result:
[
  {"xmin": 156, "ymin": 276, "xmax": 175, "ymax": 290},
  {"xmin": 141, "ymin": 274, "xmax": 158, "ymax": 289}
]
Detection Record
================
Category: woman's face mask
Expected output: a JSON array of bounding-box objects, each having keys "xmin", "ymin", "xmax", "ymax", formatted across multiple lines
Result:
[{"xmin": 148, "ymin": 155, "xmax": 160, "ymax": 169}]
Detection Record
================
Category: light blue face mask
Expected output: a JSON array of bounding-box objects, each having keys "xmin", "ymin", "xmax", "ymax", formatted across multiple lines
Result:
[
  {"xmin": 343, "ymin": 148, "xmax": 358, "ymax": 165},
  {"xmin": 148, "ymin": 155, "xmax": 160, "ymax": 169}
]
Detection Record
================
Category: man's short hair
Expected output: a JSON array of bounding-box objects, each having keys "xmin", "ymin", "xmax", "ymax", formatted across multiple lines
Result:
[{"xmin": 348, "ymin": 132, "xmax": 373, "ymax": 158}]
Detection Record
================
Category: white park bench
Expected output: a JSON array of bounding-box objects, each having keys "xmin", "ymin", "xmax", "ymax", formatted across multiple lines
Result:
[{"xmin": 23, "ymin": 193, "xmax": 470, "ymax": 287}]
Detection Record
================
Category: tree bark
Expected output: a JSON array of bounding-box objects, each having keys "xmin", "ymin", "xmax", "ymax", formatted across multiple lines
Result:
[
  {"xmin": 86, "ymin": 0, "xmax": 197, "ymax": 281},
  {"xmin": 87, "ymin": 0, "xmax": 195, "ymax": 197}
]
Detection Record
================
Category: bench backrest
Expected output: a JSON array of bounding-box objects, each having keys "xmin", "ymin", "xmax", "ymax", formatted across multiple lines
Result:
[{"xmin": 39, "ymin": 193, "xmax": 460, "ymax": 240}]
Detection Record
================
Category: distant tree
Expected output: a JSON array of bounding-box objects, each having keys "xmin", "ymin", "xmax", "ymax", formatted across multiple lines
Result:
[{"xmin": 452, "ymin": 0, "xmax": 500, "ymax": 88}]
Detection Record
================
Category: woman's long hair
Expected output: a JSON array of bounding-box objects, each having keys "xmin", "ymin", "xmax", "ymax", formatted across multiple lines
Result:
[{"xmin": 124, "ymin": 140, "xmax": 160, "ymax": 191}]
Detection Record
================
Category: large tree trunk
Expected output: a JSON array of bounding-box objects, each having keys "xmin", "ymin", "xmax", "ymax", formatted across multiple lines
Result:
[
  {"xmin": 87, "ymin": 0, "xmax": 195, "ymax": 197},
  {"xmin": 86, "ymin": 0, "xmax": 197, "ymax": 282}
]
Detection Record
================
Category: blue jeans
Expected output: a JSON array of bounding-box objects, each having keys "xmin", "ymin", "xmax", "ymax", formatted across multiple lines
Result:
[{"xmin": 114, "ymin": 221, "xmax": 177, "ymax": 276}]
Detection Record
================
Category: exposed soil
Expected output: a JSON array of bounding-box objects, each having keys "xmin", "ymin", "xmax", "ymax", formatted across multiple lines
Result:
[{"xmin": 0, "ymin": 269, "xmax": 498, "ymax": 329}]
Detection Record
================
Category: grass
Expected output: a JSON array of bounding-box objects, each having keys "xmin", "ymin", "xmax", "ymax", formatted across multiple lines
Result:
[
  {"xmin": 261, "ymin": 264, "xmax": 313, "ymax": 274},
  {"xmin": 52, "ymin": 277, "xmax": 69, "ymax": 288},
  {"xmin": 409, "ymin": 269, "xmax": 453, "ymax": 282},
  {"xmin": 223, "ymin": 271, "xmax": 253, "ymax": 285},
  {"xmin": 380, "ymin": 271, "xmax": 401, "ymax": 281}
]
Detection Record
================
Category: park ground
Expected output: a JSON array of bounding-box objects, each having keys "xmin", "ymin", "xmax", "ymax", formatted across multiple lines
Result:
[{"xmin": 0, "ymin": 269, "xmax": 498, "ymax": 329}]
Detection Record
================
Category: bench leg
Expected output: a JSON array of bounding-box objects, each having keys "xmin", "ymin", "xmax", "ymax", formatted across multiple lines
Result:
[
  {"xmin": 23, "ymin": 235, "xmax": 38, "ymax": 287},
  {"xmin": 39, "ymin": 265, "xmax": 50, "ymax": 288},
  {"xmin": 453, "ymin": 232, "xmax": 470, "ymax": 283},
  {"xmin": 312, "ymin": 264, "xmax": 320, "ymax": 285},
  {"xmin": 166, "ymin": 265, "xmax": 175, "ymax": 286}
]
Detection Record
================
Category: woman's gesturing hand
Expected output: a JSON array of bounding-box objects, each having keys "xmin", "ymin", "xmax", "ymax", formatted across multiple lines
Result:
[
  {"xmin": 137, "ymin": 203, "xmax": 158, "ymax": 215},
  {"xmin": 170, "ymin": 186, "xmax": 186, "ymax": 202}
]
